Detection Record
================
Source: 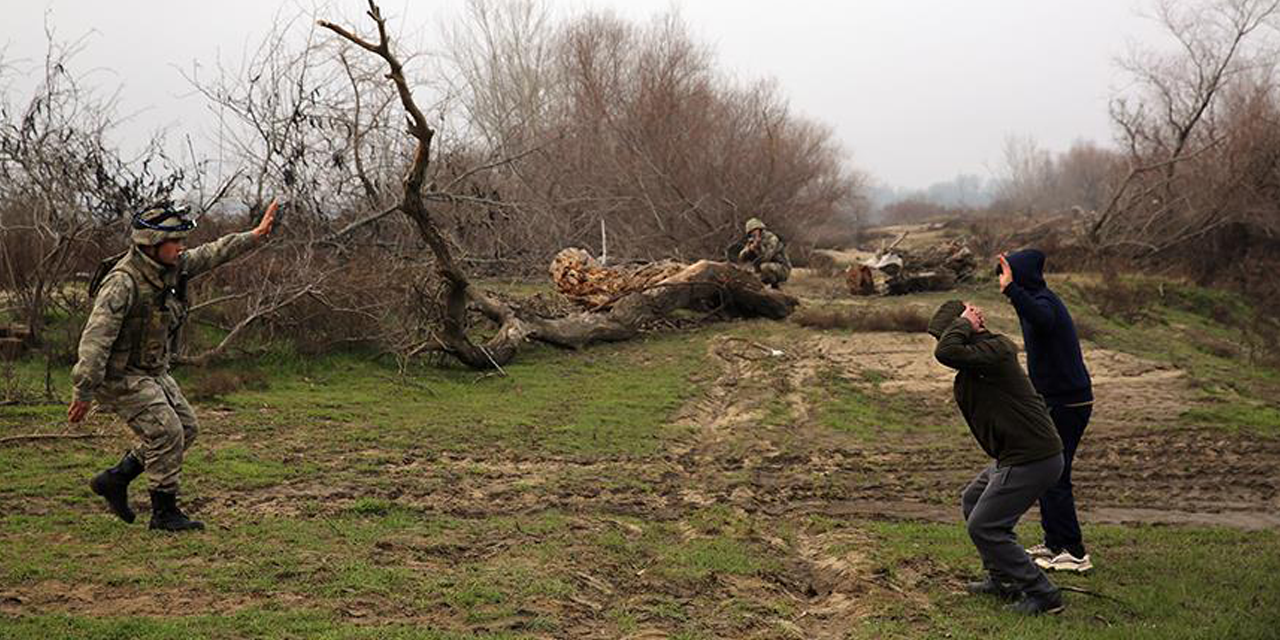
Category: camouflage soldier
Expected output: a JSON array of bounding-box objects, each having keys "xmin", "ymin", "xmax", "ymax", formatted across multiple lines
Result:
[
  {"xmin": 69, "ymin": 199, "xmax": 278, "ymax": 531},
  {"xmin": 738, "ymin": 218, "xmax": 791, "ymax": 288}
]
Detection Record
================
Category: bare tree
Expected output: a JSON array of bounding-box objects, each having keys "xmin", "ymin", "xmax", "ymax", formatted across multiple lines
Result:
[
  {"xmin": 0, "ymin": 28, "xmax": 182, "ymax": 346},
  {"xmin": 435, "ymin": 4, "xmax": 861, "ymax": 266},
  {"xmin": 1092, "ymin": 0, "xmax": 1280, "ymax": 253},
  {"xmin": 992, "ymin": 137, "xmax": 1123, "ymax": 216},
  {"xmin": 319, "ymin": 1, "xmax": 798, "ymax": 370}
]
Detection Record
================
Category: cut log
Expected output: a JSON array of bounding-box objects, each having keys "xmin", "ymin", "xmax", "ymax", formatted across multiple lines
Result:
[
  {"xmin": 846, "ymin": 264, "xmax": 877, "ymax": 296},
  {"xmin": 860, "ymin": 238, "xmax": 977, "ymax": 296}
]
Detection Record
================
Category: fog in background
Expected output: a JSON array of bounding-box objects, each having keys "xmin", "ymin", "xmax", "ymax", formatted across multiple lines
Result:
[{"xmin": 3, "ymin": 0, "xmax": 1166, "ymax": 194}]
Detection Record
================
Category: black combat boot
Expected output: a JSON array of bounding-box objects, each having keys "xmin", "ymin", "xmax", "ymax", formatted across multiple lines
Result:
[
  {"xmin": 89, "ymin": 452, "xmax": 144, "ymax": 523},
  {"xmin": 965, "ymin": 576, "xmax": 1022, "ymax": 601},
  {"xmin": 148, "ymin": 490, "xmax": 205, "ymax": 532},
  {"xmin": 1006, "ymin": 589, "xmax": 1065, "ymax": 615}
]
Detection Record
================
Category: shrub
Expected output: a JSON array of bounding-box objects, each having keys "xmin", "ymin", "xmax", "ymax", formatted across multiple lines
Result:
[
  {"xmin": 1073, "ymin": 274, "xmax": 1157, "ymax": 324},
  {"xmin": 791, "ymin": 306, "xmax": 929, "ymax": 333},
  {"xmin": 803, "ymin": 251, "xmax": 839, "ymax": 278},
  {"xmin": 185, "ymin": 368, "xmax": 268, "ymax": 401},
  {"xmin": 1072, "ymin": 317, "xmax": 1099, "ymax": 342}
]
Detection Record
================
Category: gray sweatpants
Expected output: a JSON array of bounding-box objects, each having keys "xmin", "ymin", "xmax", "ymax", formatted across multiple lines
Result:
[{"xmin": 961, "ymin": 454, "xmax": 1064, "ymax": 597}]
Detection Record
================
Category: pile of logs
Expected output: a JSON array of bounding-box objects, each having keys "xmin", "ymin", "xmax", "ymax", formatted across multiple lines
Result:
[{"xmin": 846, "ymin": 234, "xmax": 977, "ymax": 296}]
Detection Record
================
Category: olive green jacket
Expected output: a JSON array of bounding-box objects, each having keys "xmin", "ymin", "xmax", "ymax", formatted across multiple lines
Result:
[{"xmin": 934, "ymin": 319, "xmax": 1062, "ymax": 467}]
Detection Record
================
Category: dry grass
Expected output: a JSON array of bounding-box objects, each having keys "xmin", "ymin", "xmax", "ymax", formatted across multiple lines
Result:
[
  {"xmin": 791, "ymin": 305, "xmax": 930, "ymax": 333},
  {"xmin": 185, "ymin": 368, "xmax": 269, "ymax": 401}
]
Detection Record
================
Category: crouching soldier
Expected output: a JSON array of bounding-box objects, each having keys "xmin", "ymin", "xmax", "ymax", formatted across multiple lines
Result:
[
  {"xmin": 69, "ymin": 198, "xmax": 278, "ymax": 531},
  {"xmin": 738, "ymin": 218, "xmax": 791, "ymax": 288}
]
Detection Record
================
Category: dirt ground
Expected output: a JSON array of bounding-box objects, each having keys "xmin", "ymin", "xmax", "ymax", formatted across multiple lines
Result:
[
  {"xmin": 184, "ymin": 327, "xmax": 1268, "ymax": 528},
  {"xmin": 158, "ymin": 329, "xmax": 1272, "ymax": 637}
]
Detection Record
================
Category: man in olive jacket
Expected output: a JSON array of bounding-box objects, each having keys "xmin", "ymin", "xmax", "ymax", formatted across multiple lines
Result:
[{"xmin": 930, "ymin": 300, "xmax": 1065, "ymax": 615}]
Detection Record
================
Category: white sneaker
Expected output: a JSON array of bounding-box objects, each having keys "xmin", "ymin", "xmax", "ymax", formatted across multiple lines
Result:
[
  {"xmin": 1025, "ymin": 544, "xmax": 1055, "ymax": 560},
  {"xmin": 1035, "ymin": 551, "xmax": 1093, "ymax": 573}
]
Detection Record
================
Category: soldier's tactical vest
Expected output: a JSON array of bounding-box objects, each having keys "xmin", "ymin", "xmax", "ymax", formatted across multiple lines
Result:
[
  {"xmin": 99, "ymin": 251, "xmax": 189, "ymax": 378},
  {"xmin": 764, "ymin": 231, "xmax": 793, "ymax": 270}
]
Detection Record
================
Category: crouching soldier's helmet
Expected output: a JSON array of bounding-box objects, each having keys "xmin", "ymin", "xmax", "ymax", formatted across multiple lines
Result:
[
  {"xmin": 131, "ymin": 202, "xmax": 196, "ymax": 246},
  {"xmin": 744, "ymin": 218, "xmax": 766, "ymax": 234}
]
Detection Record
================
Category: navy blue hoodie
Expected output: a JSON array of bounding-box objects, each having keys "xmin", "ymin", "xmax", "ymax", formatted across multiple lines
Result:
[{"xmin": 1002, "ymin": 250, "xmax": 1093, "ymax": 406}]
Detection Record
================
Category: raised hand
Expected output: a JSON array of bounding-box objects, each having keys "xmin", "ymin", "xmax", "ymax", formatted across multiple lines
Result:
[
  {"xmin": 962, "ymin": 304, "xmax": 986, "ymax": 331},
  {"xmin": 998, "ymin": 253, "xmax": 1013, "ymax": 292},
  {"xmin": 253, "ymin": 199, "xmax": 279, "ymax": 238}
]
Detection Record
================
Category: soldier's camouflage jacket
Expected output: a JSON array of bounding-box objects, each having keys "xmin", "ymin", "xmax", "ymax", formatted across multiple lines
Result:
[
  {"xmin": 72, "ymin": 232, "xmax": 260, "ymax": 414},
  {"xmin": 738, "ymin": 230, "xmax": 792, "ymax": 271}
]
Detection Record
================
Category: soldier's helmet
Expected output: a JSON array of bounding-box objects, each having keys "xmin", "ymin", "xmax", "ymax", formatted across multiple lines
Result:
[
  {"xmin": 744, "ymin": 218, "xmax": 767, "ymax": 234},
  {"xmin": 131, "ymin": 201, "xmax": 197, "ymax": 246}
]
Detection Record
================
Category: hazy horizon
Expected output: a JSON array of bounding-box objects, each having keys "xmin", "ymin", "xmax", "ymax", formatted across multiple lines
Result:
[{"xmin": 3, "ymin": 0, "xmax": 1167, "ymax": 192}]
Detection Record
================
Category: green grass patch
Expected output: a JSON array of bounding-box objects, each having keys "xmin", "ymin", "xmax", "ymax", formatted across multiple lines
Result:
[
  {"xmin": 186, "ymin": 444, "xmax": 317, "ymax": 491},
  {"xmin": 852, "ymin": 520, "xmax": 1280, "ymax": 639},
  {"xmin": 0, "ymin": 609, "xmax": 526, "ymax": 640},
  {"xmin": 214, "ymin": 333, "xmax": 706, "ymax": 459},
  {"xmin": 1058, "ymin": 276, "xmax": 1279, "ymax": 406},
  {"xmin": 812, "ymin": 367, "xmax": 952, "ymax": 437},
  {"xmin": 1180, "ymin": 395, "xmax": 1280, "ymax": 434}
]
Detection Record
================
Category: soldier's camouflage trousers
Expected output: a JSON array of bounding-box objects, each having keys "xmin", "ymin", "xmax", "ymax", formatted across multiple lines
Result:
[
  {"xmin": 758, "ymin": 262, "xmax": 790, "ymax": 286},
  {"xmin": 98, "ymin": 374, "xmax": 198, "ymax": 493}
]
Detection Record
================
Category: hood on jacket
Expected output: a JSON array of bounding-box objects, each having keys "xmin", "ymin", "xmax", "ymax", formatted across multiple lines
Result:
[
  {"xmin": 928, "ymin": 300, "xmax": 967, "ymax": 339},
  {"xmin": 1006, "ymin": 249, "xmax": 1047, "ymax": 291}
]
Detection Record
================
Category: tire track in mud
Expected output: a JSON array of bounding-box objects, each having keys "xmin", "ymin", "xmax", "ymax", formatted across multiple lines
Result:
[
  {"xmin": 691, "ymin": 330, "xmax": 1280, "ymax": 529},
  {"xmin": 657, "ymin": 336, "xmax": 918, "ymax": 638},
  {"xmin": 651, "ymin": 329, "xmax": 1280, "ymax": 636},
  {"xmin": 178, "ymin": 324, "xmax": 1275, "ymax": 532}
]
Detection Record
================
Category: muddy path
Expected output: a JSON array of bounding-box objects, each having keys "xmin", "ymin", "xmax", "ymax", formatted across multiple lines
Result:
[
  {"xmin": 669, "ymin": 332, "xmax": 1280, "ymax": 528},
  {"xmin": 155, "ymin": 328, "xmax": 1277, "ymax": 534},
  {"xmin": 642, "ymin": 331, "xmax": 1280, "ymax": 637}
]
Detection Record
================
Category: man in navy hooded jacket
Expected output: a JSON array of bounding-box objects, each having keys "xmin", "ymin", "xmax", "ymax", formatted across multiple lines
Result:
[{"xmin": 999, "ymin": 249, "xmax": 1094, "ymax": 572}]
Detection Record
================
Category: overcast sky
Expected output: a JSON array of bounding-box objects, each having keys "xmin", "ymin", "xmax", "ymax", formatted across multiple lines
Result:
[{"xmin": 3, "ymin": 0, "xmax": 1166, "ymax": 189}]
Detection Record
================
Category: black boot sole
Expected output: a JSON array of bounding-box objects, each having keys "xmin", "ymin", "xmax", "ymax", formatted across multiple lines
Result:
[
  {"xmin": 89, "ymin": 474, "xmax": 136, "ymax": 524},
  {"xmin": 149, "ymin": 522, "xmax": 206, "ymax": 532}
]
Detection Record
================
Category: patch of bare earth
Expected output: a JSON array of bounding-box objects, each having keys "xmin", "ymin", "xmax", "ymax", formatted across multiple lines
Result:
[{"xmin": 762, "ymin": 330, "xmax": 1280, "ymax": 529}]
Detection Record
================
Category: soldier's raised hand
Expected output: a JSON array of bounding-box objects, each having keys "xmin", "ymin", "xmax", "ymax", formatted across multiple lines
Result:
[{"xmin": 253, "ymin": 199, "xmax": 279, "ymax": 238}]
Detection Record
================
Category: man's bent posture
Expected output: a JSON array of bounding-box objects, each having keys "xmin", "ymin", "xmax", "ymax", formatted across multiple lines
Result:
[{"xmin": 930, "ymin": 300, "xmax": 1066, "ymax": 615}]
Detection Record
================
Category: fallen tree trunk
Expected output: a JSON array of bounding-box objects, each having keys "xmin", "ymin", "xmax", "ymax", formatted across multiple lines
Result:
[
  {"xmin": 521, "ymin": 257, "xmax": 798, "ymax": 349},
  {"xmin": 550, "ymin": 248, "xmax": 686, "ymax": 309},
  {"xmin": 850, "ymin": 237, "xmax": 978, "ymax": 296},
  {"xmin": 466, "ymin": 255, "xmax": 797, "ymax": 353}
]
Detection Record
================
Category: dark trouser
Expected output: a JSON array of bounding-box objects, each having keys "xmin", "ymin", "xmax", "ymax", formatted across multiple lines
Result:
[
  {"xmin": 962, "ymin": 454, "xmax": 1064, "ymax": 597},
  {"xmin": 1040, "ymin": 404, "xmax": 1091, "ymax": 557}
]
